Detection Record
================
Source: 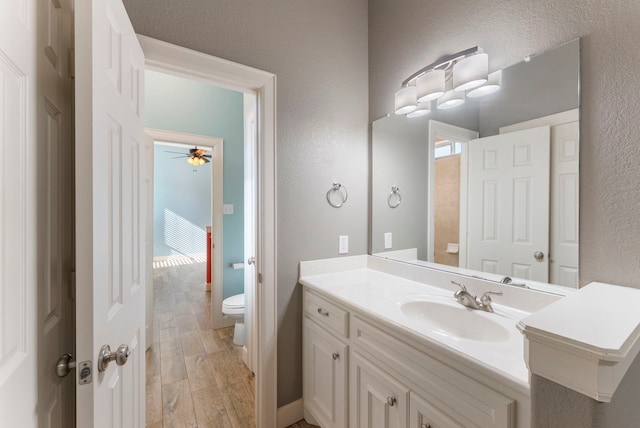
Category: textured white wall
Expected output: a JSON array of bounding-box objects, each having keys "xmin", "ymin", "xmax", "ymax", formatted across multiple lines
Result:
[
  {"xmin": 369, "ymin": 0, "xmax": 640, "ymax": 425},
  {"xmin": 123, "ymin": 0, "xmax": 369, "ymax": 406}
]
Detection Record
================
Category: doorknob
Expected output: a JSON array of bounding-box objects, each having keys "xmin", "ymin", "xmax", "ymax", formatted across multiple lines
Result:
[
  {"xmin": 56, "ymin": 353, "xmax": 76, "ymax": 378},
  {"xmin": 247, "ymin": 257, "xmax": 256, "ymax": 265},
  {"xmin": 98, "ymin": 344, "xmax": 131, "ymax": 372},
  {"xmin": 533, "ymin": 251, "xmax": 545, "ymax": 261}
]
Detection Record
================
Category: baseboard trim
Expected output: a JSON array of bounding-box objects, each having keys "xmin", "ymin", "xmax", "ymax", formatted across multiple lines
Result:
[{"xmin": 277, "ymin": 398, "xmax": 304, "ymax": 428}]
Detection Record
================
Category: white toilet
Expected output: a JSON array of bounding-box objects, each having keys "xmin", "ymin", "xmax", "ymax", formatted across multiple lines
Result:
[{"xmin": 222, "ymin": 293, "xmax": 245, "ymax": 346}]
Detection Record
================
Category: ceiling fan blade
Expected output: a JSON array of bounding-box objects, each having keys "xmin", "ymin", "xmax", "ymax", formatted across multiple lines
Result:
[
  {"xmin": 203, "ymin": 157, "xmax": 210, "ymax": 163},
  {"xmin": 202, "ymin": 154, "xmax": 212, "ymax": 158},
  {"xmin": 171, "ymin": 155, "xmax": 190, "ymax": 159},
  {"xmin": 165, "ymin": 150, "xmax": 188, "ymax": 155}
]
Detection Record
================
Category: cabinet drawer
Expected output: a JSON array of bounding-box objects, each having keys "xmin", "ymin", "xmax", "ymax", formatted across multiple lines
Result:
[{"xmin": 305, "ymin": 291, "xmax": 349, "ymax": 338}]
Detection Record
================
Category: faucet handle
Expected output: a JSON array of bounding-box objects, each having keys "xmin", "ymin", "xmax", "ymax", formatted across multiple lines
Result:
[
  {"xmin": 451, "ymin": 281, "xmax": 467, "ymax": 292},
  {"xmin": 480, "ymin": 290, "xmax": 503, "ymax": 306}
]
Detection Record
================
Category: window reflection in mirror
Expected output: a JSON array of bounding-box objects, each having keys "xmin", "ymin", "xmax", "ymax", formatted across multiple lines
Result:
[{"xmin": 371, "ymin": 39, "xmax": 580, "ymax": 289}]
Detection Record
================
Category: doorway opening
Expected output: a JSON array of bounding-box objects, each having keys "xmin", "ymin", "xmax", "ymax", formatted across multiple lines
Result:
[
  {"xmin": 139, "ymin": 34, "xmax": 277, "ymax": 425},
  {"xmin": 145, "ymin": 75, "xmax": 260, "ymax": 424},
  {"xmin": 138, "ymin": 36, "xmax": 277, "ymax": 427}
]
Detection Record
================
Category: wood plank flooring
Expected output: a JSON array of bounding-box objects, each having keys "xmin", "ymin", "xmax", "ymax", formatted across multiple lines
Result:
[{"xmin": 147, "ymin": 260, "xmax": 317, "ymax": 428}]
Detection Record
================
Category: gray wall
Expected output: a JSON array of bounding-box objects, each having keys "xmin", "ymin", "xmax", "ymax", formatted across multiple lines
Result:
[
  {"xmin": 122, "ymin": 0, "xmax": 369, "ymax": 406},
  {"xmin": 369, "ymin": 0, "xmax": 640, "ymax": 425},
  {"xmin": 478, "ymin": 39, "xmax": 580, "ymax": 137},
  {"xmin": 371, "ymin": 115, "xmax": 429, "ymax": 257}
]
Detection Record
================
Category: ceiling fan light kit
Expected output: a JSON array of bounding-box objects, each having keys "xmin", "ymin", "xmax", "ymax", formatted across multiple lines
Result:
[{"xmin": 165, "ymin": 145, "xmax": 212, "ymax": 166}]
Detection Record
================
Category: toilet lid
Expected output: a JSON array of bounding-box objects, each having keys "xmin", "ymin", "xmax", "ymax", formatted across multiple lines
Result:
[{"xmin": 223, "ymin": 293, "xmax": 245, "ymax": 309}]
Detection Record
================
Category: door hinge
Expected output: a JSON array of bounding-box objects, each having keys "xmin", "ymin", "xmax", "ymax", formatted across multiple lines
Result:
[{"xmin": 258, "ymin": 273, "xmax": 263, "ymax": 284}]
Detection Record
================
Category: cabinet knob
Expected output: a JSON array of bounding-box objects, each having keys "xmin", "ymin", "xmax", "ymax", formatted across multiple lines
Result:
[
  {"xmin": 317, "ymin": 307, "xmax": 330, "ymax": 317},
  {"xmin": 386, "ymin": 396, "xmax": 397, "ymax": 407},
  {"xmin": 332, "ymin": 352, "xmax": 340, "ymax": 360}
]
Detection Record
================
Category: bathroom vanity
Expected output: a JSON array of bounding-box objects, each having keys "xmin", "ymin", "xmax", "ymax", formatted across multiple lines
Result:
[{"xmin": 299, "ymin": 255, "xmax": 640, "ymax": 427}]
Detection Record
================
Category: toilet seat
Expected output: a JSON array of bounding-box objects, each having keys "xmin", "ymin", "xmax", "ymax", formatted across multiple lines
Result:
[{"xmin": 222, "ymin": 293, "xmax": 245, "ymax": 316}]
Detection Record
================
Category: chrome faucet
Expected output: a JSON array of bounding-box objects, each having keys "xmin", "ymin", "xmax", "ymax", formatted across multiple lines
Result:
[{"xmin": 451, "ymin": 281, "xmax": 503, "ymax": 313}]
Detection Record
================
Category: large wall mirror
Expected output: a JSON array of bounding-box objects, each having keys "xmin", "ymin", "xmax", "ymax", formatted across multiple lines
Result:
[{"xmin": 371, "ymin": 39, "xmax": 580, "ymax": 288}]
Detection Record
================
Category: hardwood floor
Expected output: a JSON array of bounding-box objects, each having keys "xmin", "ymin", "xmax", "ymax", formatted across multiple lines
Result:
[{"xmin": 147, "ymin": 260, "xmax": 317, "ymax": 428}]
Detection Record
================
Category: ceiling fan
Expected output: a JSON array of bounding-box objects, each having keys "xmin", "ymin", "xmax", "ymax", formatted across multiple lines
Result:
[{"xmin": 166, "ymin": 146, "xmax": 211, "ymax": 166}]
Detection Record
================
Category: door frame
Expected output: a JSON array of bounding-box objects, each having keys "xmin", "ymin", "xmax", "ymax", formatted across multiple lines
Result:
[
  {"xmin": 138, "ymin": 35, "xmax": 278, "ymax": 426},
  {"xmin": 427, "ymin": 120, "xmax": 478, "ymax": 267},
  {"xmin": 146, "ymin": 130, "xmax": 229, "ymax": 331}
]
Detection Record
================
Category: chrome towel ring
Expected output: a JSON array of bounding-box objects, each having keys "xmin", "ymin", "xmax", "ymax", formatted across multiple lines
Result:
[
  {"xmin": 388, "ymin": 186, "xmax": 401, "ymax": 208},
  {"xmin": 327, "ymin": 182, "xmax": 348, "ymax": 208}
]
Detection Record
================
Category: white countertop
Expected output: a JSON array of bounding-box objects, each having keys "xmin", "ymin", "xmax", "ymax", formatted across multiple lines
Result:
[
  {"xmin": 300, "ymin": 254, "xmax": 640, "ymax": 403},
  {"xmin": 517, "ymin": 281, "xmax": 640, "ymax": 401},
  {"xmin": 299, "ymin": 259, "xmax": 534, "ymax": 394}
]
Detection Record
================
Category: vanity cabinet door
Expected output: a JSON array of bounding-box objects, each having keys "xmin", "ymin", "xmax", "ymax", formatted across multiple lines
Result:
[
  {"xmin": 304, "ymin": 318, "xmax": 348, "ymax": 428},
  {"xmin": 350, "ymin": 352, "xmax": 410, "ymax": 428},
  {"xmin": 410, "ymin": 393, "xmax": 463, "ymax": 428}
]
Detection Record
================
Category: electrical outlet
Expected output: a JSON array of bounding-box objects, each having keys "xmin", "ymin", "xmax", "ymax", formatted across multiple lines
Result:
[
  {"xmin": 384, "ymin": 232, "xmax": 392, "ymax": 249},
  {"xmin": 223, "ymin": 204, "xmax": 234, "ymax": 215},
  {"xmin": 339, "ymin": 235, "xmax": 349, "ymax": 254}
]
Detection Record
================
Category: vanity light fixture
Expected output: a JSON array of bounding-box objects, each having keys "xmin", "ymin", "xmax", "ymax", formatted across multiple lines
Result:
[
  {"xmin": 394, "ymin": 86, "xmax": 418, "ymax": 115},
  {"xmin": 406, "ymin": 101, "xmax": 431, "ymax": 118},
  {"xmin": 467, "ymin": 70, "xmax": 502, "ymax": 97},
  {"xmin": 437, "ymin": 89, "xmax": 465, "ymax": 110},
  {"xmin": 394, "ymin": 46, "xmax": 502, "ymax": 117},
  {"xmin": 452, "ymin": 53, "xmax": 488, "ymax": 91},
  {"xmin": 416, "ymin": 69, "xmax": 445, "ymax": 102}
]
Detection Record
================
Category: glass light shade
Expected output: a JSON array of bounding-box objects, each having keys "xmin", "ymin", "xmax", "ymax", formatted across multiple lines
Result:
[
  {"xmin": 187, "ymin": 157, "xmax": 195, "ymax": 165},
  {"xmin": 453, "ymin": 53, "xmax": 488, "ymax": 92},
  {"xmin": 466, "ymin": 70, "xmax": 502, "ymax": 98},
  {"xmin": 436, "ymin": 90, "xmax": 465, "ymax": 110},
  {"xmin": 416, "ymin": 69, "xmax": 445, "ymax": 102},
  {"xmin": 406, "ymin": 101, "xmax": 430, "ymax": 118},
  {"xmin": 394, "ymin": 86, "xmax": 417, "ymax": 115}
]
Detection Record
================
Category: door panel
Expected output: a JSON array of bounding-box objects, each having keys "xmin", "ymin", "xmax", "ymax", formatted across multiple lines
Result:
[
  {"xmin": 304, "ymin": 319, "xmax": 348, "ymax": 427},
  {"xmin": 0, "ymin": 1, "xmax": 37, "ymax": 426},
  {"xmin": 75, "ymin": 0, "xmax": 146, "ymax": 426},
  {"xmin": 467, "ymin": 126, "xmax": 550, "ymax": 282},
  {"xmin": 37, "ymin": 0, "xmax": 76, "ymax": 427},
  {"xmin": 350, "ymin": 352, "xmax": 409, "ymax": 428},
  {"xmin": 549, "ymin": 121, "xmax": 579, "ymax": 287}
]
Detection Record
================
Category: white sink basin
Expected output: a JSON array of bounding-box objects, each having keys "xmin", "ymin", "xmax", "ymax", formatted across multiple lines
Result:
[{"xmin": 399, "ymin": 297, "xmax": 511, "ymax": 342}]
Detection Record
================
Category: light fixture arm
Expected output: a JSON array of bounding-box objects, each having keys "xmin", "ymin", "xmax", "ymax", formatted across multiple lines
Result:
[{"xmin": 401, "ymin": 46, "xmax": 482, "ymax": 87}]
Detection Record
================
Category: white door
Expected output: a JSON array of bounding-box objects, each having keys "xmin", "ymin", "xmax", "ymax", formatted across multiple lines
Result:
[
  {"xmin": 1, "ymin": 0, "xmax": 74, "ymax": 426},
  {"xmin": 145, "ymin": 134, "xmax": 155, "ymax": 349},
  {"xmin": 75, "ymin": 0, "xmax": 147, "ymax": 426},
  {"xmin": 548, "ymin": 121, "xmax": 579, "ymax": 287},
  {"xmin": 244, "ymin": 106, "xmax": 257, "ymax": 371},
  {"xmin": 467, "ymin": 127, "xmax": 550, "ymax": 281},
  {"xmin": 37, "ymin": 0, "xmax": 76, "ymax": 426},
  {"xmin": 499, "ymin": 111, "xmax": 580, "ymax": 287},
  {"xmin": 0, "ymin": 1, "xmax": 38, "ymax": 426}
]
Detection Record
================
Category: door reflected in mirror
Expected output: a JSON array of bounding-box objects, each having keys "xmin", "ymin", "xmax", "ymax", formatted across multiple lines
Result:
[{"xmin": 371, "ymin": 39, "xmax": 580, "ymax": 288}]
